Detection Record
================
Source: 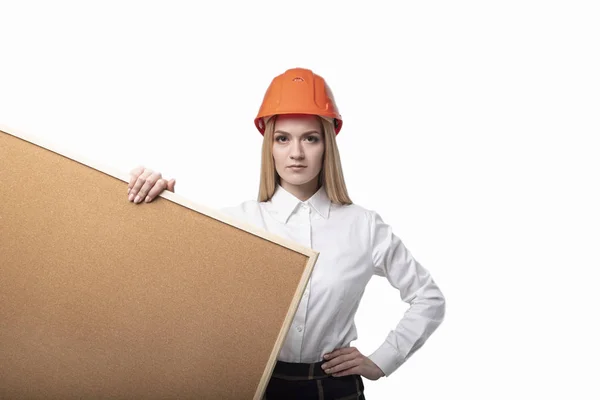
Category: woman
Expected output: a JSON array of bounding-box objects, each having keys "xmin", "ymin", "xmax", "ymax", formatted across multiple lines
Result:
[{"xmin": 127, "ymin": 68, "xmax": 446, "ymax": 399}]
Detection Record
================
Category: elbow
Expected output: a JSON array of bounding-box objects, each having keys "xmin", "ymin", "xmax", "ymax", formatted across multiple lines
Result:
[
  {"xmin": 436, "ymin": 293, "xmax": 446, "ymax": 323},
  {"xmin": 430, "ymin": 278, "xmax": 446, "ymax": 323},
  {"xmin": 425, "ymin": 285, "xmax": 446, "ymax": 323},
  {"xmin": 421, "ymin": 281, "xmax": 446, "ymax": 322}
]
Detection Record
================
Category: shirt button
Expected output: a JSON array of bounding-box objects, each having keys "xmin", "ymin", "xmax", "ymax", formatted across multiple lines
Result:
[{"xmin": 297, "ymin": 325, "xmax": 303, "ymax": 332}]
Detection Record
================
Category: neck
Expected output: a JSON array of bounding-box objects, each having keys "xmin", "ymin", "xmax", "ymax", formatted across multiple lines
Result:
[{"xmin": 280, "ymin": 178, "xmax": 320, "ymax": 201}]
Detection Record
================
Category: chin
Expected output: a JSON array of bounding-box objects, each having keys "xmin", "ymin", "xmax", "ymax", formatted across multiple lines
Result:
[
  {"xmin": 284, "ymin": 178, "xmax": 310, "ymax": 186},
  {"xmin": 280, "ymin": 173, "xmax": 318, "ymax": 187}
]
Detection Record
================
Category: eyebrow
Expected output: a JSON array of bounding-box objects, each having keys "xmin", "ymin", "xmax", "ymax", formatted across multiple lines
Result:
[{"xmin": 273, "ymin": 130, "xmax": 322, "ymax": 136}]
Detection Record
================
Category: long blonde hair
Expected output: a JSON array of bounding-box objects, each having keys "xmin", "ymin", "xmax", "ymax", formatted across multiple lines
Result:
[{"xmin": 257, "ymin": 115, "xmax": 352, "ymax": 205}]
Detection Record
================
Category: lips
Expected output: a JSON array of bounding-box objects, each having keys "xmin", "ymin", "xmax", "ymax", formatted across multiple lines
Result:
[{"xmin": 287, "ymin": 165, "xmax": 307, "ymax": 168}]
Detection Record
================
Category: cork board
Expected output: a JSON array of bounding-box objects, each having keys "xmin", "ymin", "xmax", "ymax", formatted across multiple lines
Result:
[{"xmin": 0, "ymin": 126, "xmax": 319, "ymax": 400}]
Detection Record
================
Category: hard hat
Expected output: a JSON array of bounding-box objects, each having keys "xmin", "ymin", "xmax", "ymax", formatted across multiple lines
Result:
[{"xmin": 254, "ymin": 68, "xmax": 343, "ymax": 135}]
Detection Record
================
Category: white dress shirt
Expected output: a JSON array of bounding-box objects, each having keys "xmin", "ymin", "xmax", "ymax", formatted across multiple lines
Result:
[{"xmin": 220, "ymin": 184, "xmax": 445, "ymax": 377}]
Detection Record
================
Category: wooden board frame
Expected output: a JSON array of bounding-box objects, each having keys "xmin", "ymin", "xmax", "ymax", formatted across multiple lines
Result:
[{"xmin": 0, "ymin": 124, "xmax": 319, "ymax": 399}]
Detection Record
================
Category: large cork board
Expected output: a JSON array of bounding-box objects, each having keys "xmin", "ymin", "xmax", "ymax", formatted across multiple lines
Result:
[{"xmin": 0, "ymin": 126, "xmax": 319, "ymax": 400}]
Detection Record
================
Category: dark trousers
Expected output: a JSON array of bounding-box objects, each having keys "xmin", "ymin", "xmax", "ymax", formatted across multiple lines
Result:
[{"xmin": 264, "ymin": 360, "xmax": 366, "ymax": 400}]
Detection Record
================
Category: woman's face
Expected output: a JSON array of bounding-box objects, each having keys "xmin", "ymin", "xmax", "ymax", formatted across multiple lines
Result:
[{"xmin": 272, "ymin": 114, "xmax": 325, "ymax": 193}]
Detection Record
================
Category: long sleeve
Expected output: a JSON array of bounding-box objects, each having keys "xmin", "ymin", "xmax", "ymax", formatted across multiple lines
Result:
[{"xmin": 366, "ymin": 210, "xmax": 446, "ymax": 377}]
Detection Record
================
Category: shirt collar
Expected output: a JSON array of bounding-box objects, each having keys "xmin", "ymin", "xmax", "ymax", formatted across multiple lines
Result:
[{"xmin": 268, "ymin": 184, "xmax": 331, "ymax": 224}]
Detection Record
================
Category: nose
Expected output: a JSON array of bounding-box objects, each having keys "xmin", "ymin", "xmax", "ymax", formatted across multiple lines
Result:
[{"xmin": 289, "ymin": 139, "xmax": 305, "ymax": 160}]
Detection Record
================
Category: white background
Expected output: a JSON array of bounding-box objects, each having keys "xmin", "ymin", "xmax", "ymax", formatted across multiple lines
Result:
[{"xmin": 1, "ymin": 1, "xmax": 599, "ymax": 398}]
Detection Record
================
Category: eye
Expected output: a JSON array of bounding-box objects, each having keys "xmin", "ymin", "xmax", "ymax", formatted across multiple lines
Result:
[
  {"xmin": 275, "ymin": 135, "xmax": 288, "ymax": 143},
  {"xmin": 306, "ymin": 135, "xmax": 320, "ymax": 143}
]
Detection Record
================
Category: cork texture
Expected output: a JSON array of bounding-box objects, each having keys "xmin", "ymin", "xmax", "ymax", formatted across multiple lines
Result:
[{"xmin": 0, "ymin": 129, "xmax": 315, "ymax": 399}]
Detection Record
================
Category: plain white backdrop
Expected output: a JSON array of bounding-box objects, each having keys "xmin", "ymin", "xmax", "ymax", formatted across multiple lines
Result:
[{"xmin": 1, "ymin": 1, "xmax": 599, "ymax": 398}]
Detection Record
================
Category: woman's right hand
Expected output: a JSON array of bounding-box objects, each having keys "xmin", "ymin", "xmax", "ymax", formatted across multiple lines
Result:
[{"xmin": 127, "ymin": 166, "xmax": 176, "ymax": 204}]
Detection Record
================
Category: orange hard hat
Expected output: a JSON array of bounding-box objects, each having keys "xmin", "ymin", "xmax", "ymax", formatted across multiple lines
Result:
[{"xmin": 254, "ymin": 68, "xmax": 343, "ymax": 135}]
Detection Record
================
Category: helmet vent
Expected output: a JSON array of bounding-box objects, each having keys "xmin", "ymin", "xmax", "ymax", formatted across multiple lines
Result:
[{"xmin": 292, "ymin": 77, "xmax": 304, "ymax": 82}]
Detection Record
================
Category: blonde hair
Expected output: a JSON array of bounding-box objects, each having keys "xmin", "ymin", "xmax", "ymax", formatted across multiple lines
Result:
[{"xmin": 258, "ymin": 115, "xmax": 352, "ymax": 205}]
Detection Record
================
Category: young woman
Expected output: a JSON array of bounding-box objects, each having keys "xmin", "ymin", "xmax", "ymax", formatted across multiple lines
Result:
[{"xmin": 127, "ymin": 68, "xmax": 446, "ymax": 399}]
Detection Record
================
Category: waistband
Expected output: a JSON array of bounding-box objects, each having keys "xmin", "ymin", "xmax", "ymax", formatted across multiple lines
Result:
[{"xmin": 271, "ymin": 360, "xmax": 329, "ymax": 381}]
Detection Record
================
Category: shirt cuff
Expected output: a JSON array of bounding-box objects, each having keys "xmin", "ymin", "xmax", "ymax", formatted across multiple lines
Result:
[{"xmin": 368, "ymin": 341, "xmax": 406, "ymax": 377}]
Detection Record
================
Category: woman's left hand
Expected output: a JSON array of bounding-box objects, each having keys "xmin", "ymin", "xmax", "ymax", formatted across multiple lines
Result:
[{"xmin": 321, "ymin": 347, "xmax": 385, "ymax": 381}]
